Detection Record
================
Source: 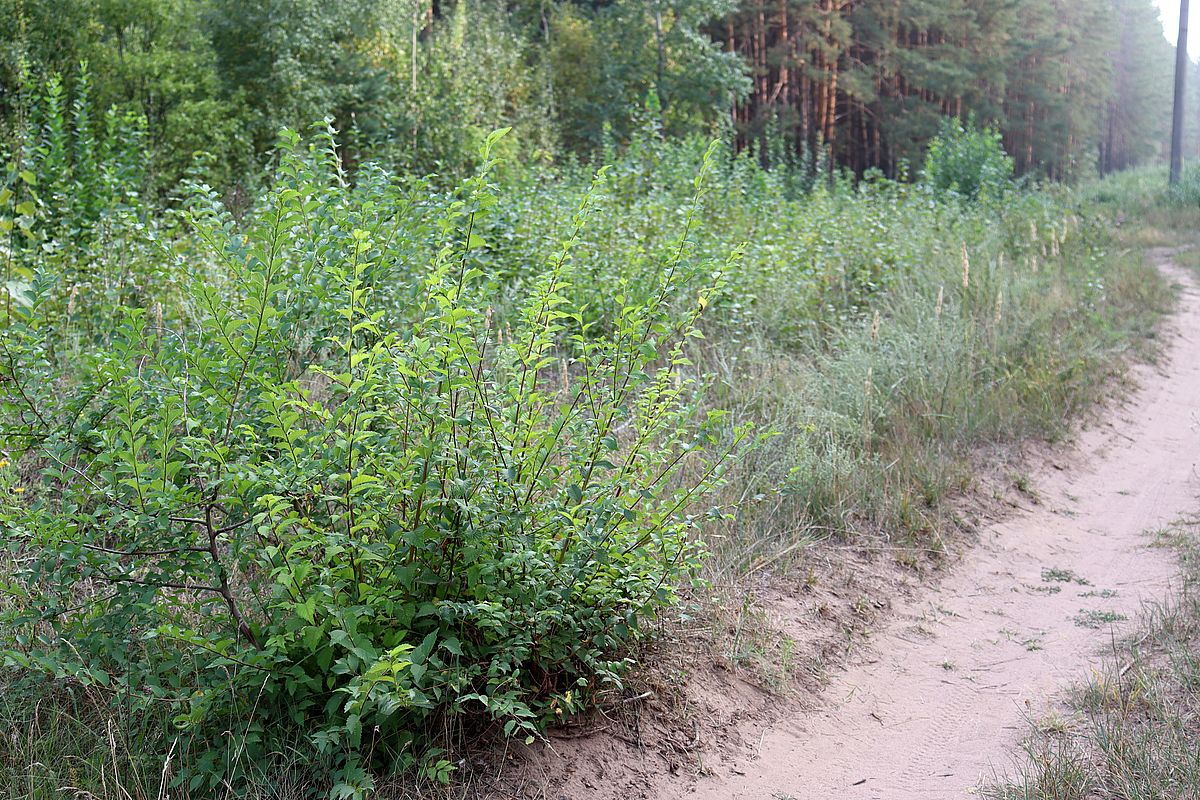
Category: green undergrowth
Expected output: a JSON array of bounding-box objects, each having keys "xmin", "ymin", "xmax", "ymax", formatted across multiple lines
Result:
[
  {"xmin": 0, "ymin": 90, "xmax": 1177, "ymax": 799},
  {"xmin": 1083, "ymin": 165, "xmax": 1200, "ymax": 252},
  {"xmin": 985, "ymin": 521, "xmax": 1200, "ymax": 800}
]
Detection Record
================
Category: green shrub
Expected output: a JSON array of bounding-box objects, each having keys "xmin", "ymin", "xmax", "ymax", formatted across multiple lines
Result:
[
  {"xmin": 923, "ymin": 117, "xmax": 1015, "ymax": 202},
  {"xmin": 0, "ymin": 129, "xmax": 752, "ymax": 796}
]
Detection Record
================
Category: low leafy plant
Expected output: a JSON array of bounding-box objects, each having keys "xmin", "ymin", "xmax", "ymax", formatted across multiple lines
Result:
[{"xmin": 0, "ymin": 129, "xmax": 752, "ymax": 796}]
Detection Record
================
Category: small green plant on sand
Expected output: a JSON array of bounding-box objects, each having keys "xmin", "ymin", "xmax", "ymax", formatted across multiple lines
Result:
[
  {"xmin": 1073, "ymin": 610, "xmax": 1127, "ymax": 629},
  {"xmin": 1042, "ymin": 568, "xmax": 1090, "ymax": 586}
]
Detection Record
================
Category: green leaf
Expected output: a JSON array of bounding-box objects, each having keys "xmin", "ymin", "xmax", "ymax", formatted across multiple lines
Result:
[
  {"xmin": 410, "ymin": 631, "xmax": 437, "ymax": 666},
  {"xmin": 3, "ymin": 281, "xmax": 31, "ymax": 308}
]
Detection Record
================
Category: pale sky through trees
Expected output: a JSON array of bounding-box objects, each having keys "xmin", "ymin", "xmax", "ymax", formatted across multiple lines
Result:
[{"xmin": 1155, "ymin": 0, "xmax": 1200, "ymax": 57}]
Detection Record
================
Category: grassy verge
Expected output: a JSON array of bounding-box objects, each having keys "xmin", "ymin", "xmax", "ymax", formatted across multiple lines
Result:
[
  {"xmin": 695, "ymin": 232, "xmax": 1169, "ymax": 690},
  {"xmin": 701, "ymin": 222, "xmax": 1169, "ymax": 579},
  {"xmin": 985, "ymin": 520, "xmax": 1200, "ymax": 800},
  {"xmin": 1083, "ymin": 165, "xmax": 1200, "ymax": 252}
]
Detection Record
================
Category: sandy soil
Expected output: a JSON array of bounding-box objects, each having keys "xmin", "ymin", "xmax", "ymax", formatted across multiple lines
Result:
[
  {"xmin": 667, "ymin": 257, "xmax": 1200, "ymax": 799},
  {"xmin": 515, "ymin": 255, "xmax": 1200, "ymax": 800}
]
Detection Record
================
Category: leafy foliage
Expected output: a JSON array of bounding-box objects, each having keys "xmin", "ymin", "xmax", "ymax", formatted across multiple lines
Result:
[
  {"xmin": 923, "ymin": 118, "xmax": 1015, "ymax": 202},
  {"xmin": 0, "ymin": 126, "xmax": 752, "ymax": 795},
  {"xmin": 3, "ymin": 0, "xmax": 1178, "ymax": 187},
  {"xmin": 1, "ymin": 65, "xmax": 164, "ymax": 337}
]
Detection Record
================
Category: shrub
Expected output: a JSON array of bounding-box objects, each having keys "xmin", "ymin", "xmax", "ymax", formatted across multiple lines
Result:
[
  {"xmin": 922, "ymin": 116, "xmax": 1015, "ymax": 202},
  {"xmin": 0, "ymin": 129, "xmax": 752, "ymax": 796}
]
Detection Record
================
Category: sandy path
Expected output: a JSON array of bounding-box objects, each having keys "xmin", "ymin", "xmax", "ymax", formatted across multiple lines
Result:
[{"xmin": 667, "ymin": 258, "xmax": 1200, "ymax": 800}]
